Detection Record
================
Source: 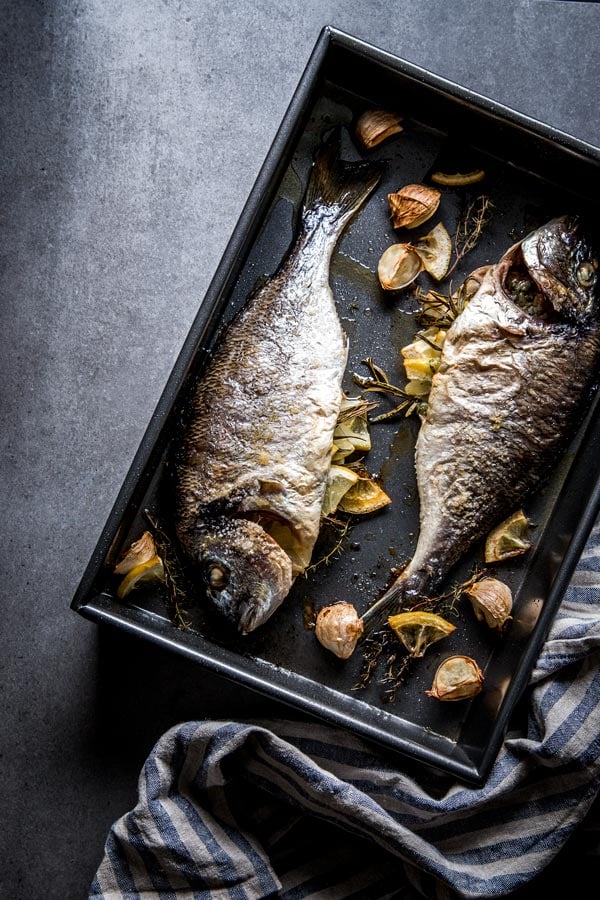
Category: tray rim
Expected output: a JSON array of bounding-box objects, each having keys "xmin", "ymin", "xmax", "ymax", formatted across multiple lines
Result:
[{"xmin": 71, "ymin": 25, "xmax": 600, "ymax": 787}]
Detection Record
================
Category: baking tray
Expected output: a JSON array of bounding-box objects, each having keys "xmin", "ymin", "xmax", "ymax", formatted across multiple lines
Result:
[{"xmin": 71, "ymin": 27, "xmax": 600, "ymax": 785}]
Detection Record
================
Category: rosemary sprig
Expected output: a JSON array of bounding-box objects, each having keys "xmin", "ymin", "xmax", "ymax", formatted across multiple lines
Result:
[
  {"xmin": 353, "ymin": 358, "xmax": 422, "ymax": 421},
  {"xmin": 414, "ymin": 281, "xmax": 472, "ymax": 329}
]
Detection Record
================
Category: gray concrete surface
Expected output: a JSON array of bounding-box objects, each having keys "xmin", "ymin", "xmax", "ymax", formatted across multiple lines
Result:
[{"xmin": 1, "ymin": 1, "xmax": 599, "ymax": 898}]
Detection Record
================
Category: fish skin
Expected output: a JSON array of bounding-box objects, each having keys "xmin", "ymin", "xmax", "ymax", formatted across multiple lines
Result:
[
  {"xmin": 363, "ymin": 216, "xmax": 600, "ymax": 632},
  {"xmin": 175, "ymin": 132, "xmax": 381, "ymax": 634}
]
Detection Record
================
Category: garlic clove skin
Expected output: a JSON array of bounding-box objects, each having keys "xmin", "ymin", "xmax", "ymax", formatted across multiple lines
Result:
[
  {"xmin": 355, "ymin": 109, "xmax": 404, "ymax": 150},
  {"xmin": 378, "ymin": 243, "xmax": 423, "ymax": 290},
  {"xmin": 426, "ymin": 656, "xmax": 484, "ymax": 701},
  {"xmin": 387, "ymin": 184, "xmax": 441, "ymax": 229},
  {"xmin": 465, "ymin": 577, "xmax": 513, "ymax": 631},
  {"xmin": 315, "ymin": 602, "xmax": 364, "ymax": 659}
]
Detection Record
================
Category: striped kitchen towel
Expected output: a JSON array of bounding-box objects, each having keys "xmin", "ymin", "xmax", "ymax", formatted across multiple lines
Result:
[{"xmin": 89, "ymin": 522, "xmax": 600, "ymax": 899}]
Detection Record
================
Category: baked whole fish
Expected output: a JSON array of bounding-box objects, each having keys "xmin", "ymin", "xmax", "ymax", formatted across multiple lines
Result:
[
  {"xmin": 363, "ymin": 216, "xmax": 600, "ymax": 632},
  {"xmin": 175, "ymin": 133, "xmax": 381, "ymax": 633}
]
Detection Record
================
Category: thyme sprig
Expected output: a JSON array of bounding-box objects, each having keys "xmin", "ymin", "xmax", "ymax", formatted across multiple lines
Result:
[
  {"xmin": 144, "ymin": 510, "xmax": 192, "ymax": 630},
  {"xmin": 447, "ymin": 194, "xmax": 493, "ymax": 277},
  {"xmin": 305, "ymin": 516, "xmax": 351, "ymax": 574}
]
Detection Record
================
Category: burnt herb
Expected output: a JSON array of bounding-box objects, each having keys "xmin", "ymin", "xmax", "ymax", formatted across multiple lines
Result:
[{"xmin": 352, "ymin": 629, "xmax": 390, "ymax": 690}]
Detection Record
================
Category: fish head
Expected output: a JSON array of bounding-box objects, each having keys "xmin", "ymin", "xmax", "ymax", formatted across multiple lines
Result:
[
  {"xmin": 521, "ymin": 216, "xmax": 599, "ymax": 322},
  {"xmin": 191, "ymin": 517, "xmax": 294, "ymax": 634}
]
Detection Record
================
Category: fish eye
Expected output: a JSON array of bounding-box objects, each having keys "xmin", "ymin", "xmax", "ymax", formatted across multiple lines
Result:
[
  {"xmin": 205, "ymin": 563, "xmax": 230, "ymax": 591},
  {"xmin": 577, "ymin": 259, "xmax": 597, "ymax": 288}
]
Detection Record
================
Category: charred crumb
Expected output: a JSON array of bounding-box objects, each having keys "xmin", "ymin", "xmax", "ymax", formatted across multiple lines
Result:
[{"xmin": 303, "ymin": 596, "xmax": 317, "ymax": 630}]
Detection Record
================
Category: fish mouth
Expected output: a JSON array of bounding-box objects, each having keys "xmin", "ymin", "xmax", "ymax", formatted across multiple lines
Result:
[{"xmin": 500, "ymin": 243, "xmax": 558, "ymax": 322}]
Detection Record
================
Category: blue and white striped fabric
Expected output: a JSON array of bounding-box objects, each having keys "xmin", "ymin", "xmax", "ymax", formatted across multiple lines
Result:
[{"xmin": 90, "ymin": 523, "xmax": 600, "ymax": 899}]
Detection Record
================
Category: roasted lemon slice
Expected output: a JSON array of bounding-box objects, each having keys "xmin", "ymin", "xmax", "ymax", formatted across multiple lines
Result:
[
  {"xmin": 485, "ymin": 510, "xmax": 531, "ymax": 563},
  {"xmin": 322, "ymin": 465, "xmax": 359, "ymax": 517},
  {"xmin": 117, "ymin": 555, "xmax": 165, "ymax": 600},
  {"xmin": 415, "ymin": 222, "xmax": 453, "ymax": 281},
  {"xmin": 338, "ymin": 474, "xmax": 391, "ymax": 515},
  {"xmin": 388, "ymin": 611, "xmax": 456, "ymax": 657}
]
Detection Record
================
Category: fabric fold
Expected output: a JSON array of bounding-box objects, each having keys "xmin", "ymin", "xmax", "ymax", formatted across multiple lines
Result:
[{"xmin": 90, "ymin": 526, "xmax": 600, "ymax": 899}]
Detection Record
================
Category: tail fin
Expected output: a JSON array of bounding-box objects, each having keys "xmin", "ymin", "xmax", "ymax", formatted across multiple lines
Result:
[
  {"xmin": 302, "ymin": 128, "xmax": 382, "ymax": 227},
  {"xmin": 361, "ymin": 564, "xmax": 430, "ymax": 636},
  {"xmin": 361, "ymin": 580, "xmax": 407, "ymax": 636}
]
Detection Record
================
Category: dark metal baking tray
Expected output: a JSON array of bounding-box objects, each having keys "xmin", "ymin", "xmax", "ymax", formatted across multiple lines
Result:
[{"xmin": 71, "ymin": 27, "xmax": 600, "ymax": 785}]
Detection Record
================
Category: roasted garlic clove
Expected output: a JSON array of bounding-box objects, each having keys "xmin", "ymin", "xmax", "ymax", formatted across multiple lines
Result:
[
  {"xmin": 113, "ymin": 530, "xmax": 158, "ymax": 576},
  {"xmin": 387, "ymin": 184, "xmax": 441, "ymax": 229},
  {"xmin": 465, "ymin": 577, "xmax": 512, "ymax": 631},
  {"xmin": 485, "ymin": 510, "xmax": 531, "ymax": 563},
  {"xmin": 426, "ymin": 656, "xmax": 484, "ymax": 701},
  {"xmin": 355, "ymin": 109, "xmax": 404, "ymax": 150},
  {"xmin": 315, "ymin": 602, "xmax": 364, "ymax": 659},
  {"xmin": 378, "ymin": 243, "xmax": 423, "ymax": 290}
]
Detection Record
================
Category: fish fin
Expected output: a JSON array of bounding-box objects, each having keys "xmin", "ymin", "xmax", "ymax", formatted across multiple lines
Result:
[{"xmin": 302, "ymin": 128, "xmax": 382, "ymax": 227}]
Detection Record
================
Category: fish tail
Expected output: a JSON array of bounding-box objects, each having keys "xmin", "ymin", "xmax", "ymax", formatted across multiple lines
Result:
[
  {"xmin": 302, "ymin": 129, "xmax": 382, "ymax": 230},
  {"xmin": 361, "ymin": 581, "xmax": 407, "ymax": 636},
  {"xmin": 361, "ymin": 566, "xmax": 429, "ymax": 636}
]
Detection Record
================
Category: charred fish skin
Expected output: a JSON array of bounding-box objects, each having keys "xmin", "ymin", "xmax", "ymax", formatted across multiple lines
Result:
[
  {"xmin": 175, "ymin": 131, "xmax": 382, "ymax": 634},
  {"xmin": 363, "ymin": 216, "xmax": 600, "ymax": 632}
]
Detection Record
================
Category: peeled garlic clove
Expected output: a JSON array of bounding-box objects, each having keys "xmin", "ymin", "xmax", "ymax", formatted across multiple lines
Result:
[
  {"xmin": 485, "ymin": 510, "xmax": 531, "ymax": 563},
  {"xmin": 378, "ymin": 243, "xmax": 423, "ymax": 290},
  {"xmin": 387, "ymin": 184, "xmax": 441, "ymax": 229},
  {"xmin": 465, "ymin": 577, "xmax": 512, "ymax": 631},
  {"xmin": 315, "ymin": 602, "xmax": 364, "ymax": 659},
  {"xmin": 426, "ymin": 656, "xmax": 484, "ymax": 701},
  {"xmin": 113, "ymin": 530, "xmax": 158, "ymax": 576},
  {"xmin": 355, "ymin": 109, "xmax": 404, "ymax": 150},
  {"xmin": 415, "ymin": 222, "xmax": 453, "ymax": 281}
]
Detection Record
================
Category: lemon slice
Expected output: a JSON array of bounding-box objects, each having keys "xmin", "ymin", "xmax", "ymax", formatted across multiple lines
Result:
[
  {"xmin": 117, "ymin": 555, "xmax": 165, "ymax": 600},
  {"xmin": 415, "ymin": 223, "xmax": 453, "ymax": 281},
  {"xmin": 430, "ymin": 169, "xmax": 486, "ymax": 187},
  {"xmin": 322, "ymin": 465, "xmax": 359, "ymax": 517},
  {"xmin": 338, "ymin": 474, "xmax": 391, "ymax": 516},
  {"xmin": 485, "ymin": 510, "xmax": 531, "ymax": 563},
  {"xmin": 388, "ymin": 611, "xmax": 456, "ymax": 657}
]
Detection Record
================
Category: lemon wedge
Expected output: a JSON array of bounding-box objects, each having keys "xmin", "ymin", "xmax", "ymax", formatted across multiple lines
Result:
[
  {"xmin": 322, "ymin": 465, "xmax": 359, "ymax": 517},
  {"xmin": 117, "ymin": 555, "xmax": 165, "ymax": 600},
  {"xmin": 388, "ymin": 611, "xmax": 456, "ymax": 657},
  {"xmin": 415, "ymin": 222, "xmax": 453, "ymax": 281},
  {"xmin": 485, "ymin": 510, "xmax": 531, "ymax": 563},
  {"xmin": 338, "ymin": 474, "xmax": 391, "ymax": 516}
]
